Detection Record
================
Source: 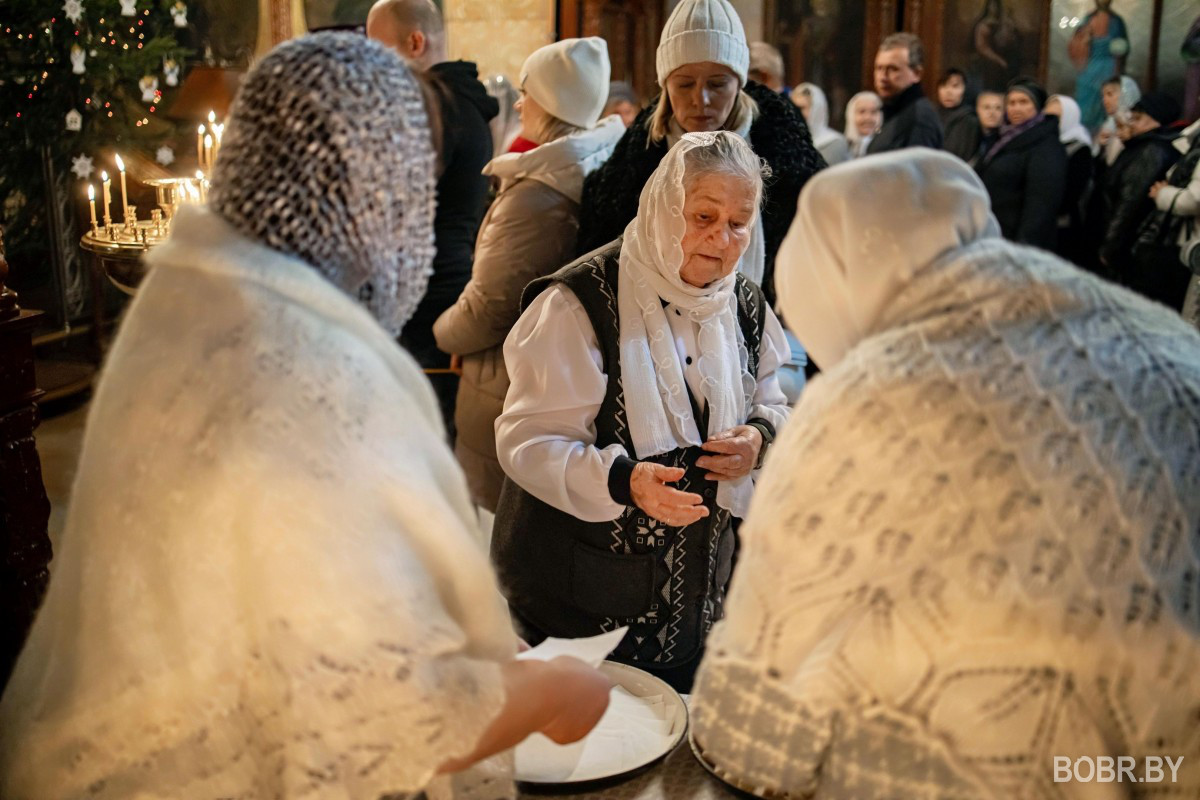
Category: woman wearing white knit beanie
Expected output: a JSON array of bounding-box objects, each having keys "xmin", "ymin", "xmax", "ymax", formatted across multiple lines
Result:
[
  {"xmin": 577, "ymin": 0, "xmax": 825, "ymax": 310},
  {"xmin": 434, "ymin": 37, "xmax": 625, "ymax": 511}
]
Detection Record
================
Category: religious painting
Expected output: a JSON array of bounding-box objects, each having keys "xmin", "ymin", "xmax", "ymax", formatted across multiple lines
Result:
[
  {"xmin": 770, "ymin": 0, "xmax": 867, "ymax": 130},
  {"xmin": 939, "ymin": 0, "xmax": 1048, "ymax": 94},
  {"xmin": 1157, "ymin": 4, "xmax": 1200, "ymax": 122},
  {"xmin": 187, "ymin": 0, "xmax": 259, "ymax": 66},
  {"xmin": 1046, "ymin": 0, "xmax": 1154, "ymax": 130}
]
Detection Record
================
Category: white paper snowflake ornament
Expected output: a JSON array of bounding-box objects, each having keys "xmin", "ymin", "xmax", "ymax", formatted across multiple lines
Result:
[
  {"xmin": 70, "ymin": 45, "xmax": 86, "ymax": 75},
  {"xmin": 63, "ymin": 0, "xmax": 84, "ymax": 24},
  {"xmin": 170, "ymin": 1, "xmax": 188, "ymax": 27},
  {"xmin": 156, "ymin": 146, "xmax": 175, "ymax": 166},
  {"xmin": 139, "ymin": 75, "xmax": 159, "ymax": 103},
  {"xmin": 65, "ymin": 109, "xmax": 83, "ymax": 132},
  {"xmin": 71, "ymin": 154, "xmax": 94, "ymax": 180},
  {"xmin": 163, "ymin": 57, "xmax": 180, "ymax": 87},
  {"xmin": 119, "ymin": 0, "xmax": 137, "ymax": 16}
]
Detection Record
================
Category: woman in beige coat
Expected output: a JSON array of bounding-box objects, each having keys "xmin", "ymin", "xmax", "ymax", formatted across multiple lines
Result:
[{"xmin": 434, "ymin": 38, "xmax": 624, "ymax": 510}]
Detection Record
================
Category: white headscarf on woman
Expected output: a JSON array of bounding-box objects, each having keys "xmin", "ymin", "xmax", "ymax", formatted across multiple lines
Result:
[
  {"xmin": 1049, "ymin": 93, "xmax": 1091, "ymax": 150},
  {"xmin": 843, "ymin": 90, "xmax": 881, "ymax": 158},
  {"xmin": 776, "ymin": 149, "xmax": 1000, "ymax": 369},
  {"xmin": 1098, "ymin": 74, "xmax": 1141, "ymax": 165},
  {"xmin": 618, "ymin": 131, "xmax": 760, "ymax": 516},
  {"xmin": 794, "ymin": 83, "xmax": 838, "ymax": 151}
]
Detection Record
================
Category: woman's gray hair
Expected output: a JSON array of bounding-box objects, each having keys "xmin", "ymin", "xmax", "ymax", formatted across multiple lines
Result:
[{"xmin": 681, "ymin": 130, "xmax": 770, "ymax": 207}]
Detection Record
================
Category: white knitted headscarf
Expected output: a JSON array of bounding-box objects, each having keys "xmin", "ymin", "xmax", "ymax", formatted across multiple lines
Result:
[
  {"xmin": 619, "ymin": 131, "xmax": 761, "ymax": 516},
  {"xmin": 210, "ymin": 33, "xmax": 437, "ymax": 337},
  {"xmin": 776, "ymin": 149, "xmax": 1001, "ymax": 369}
]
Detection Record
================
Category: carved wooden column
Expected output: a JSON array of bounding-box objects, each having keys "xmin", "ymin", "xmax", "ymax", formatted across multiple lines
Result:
[{"xmin": 0, "ymin": 228, "xmax": 53, "ymax": 690}]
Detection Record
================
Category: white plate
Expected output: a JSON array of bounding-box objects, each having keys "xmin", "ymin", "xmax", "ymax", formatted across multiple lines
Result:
[{"xmin": 515, "ymin": 660, "xmax": 689, "ymax": 788}]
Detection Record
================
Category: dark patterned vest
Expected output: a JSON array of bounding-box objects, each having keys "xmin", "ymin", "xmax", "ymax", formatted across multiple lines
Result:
[{"xmin": 491, "ymin": 241, "xmax": 766, "ymax": 668}]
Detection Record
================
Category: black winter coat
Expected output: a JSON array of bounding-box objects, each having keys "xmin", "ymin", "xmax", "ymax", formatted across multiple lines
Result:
[
  {"xmin": 1055, "ymin": 140, "xmax": 1095, "ymax": 267},
  {"xmin": 402, "ymin": 61, "xmax": 498, "ymax": 355},
  {"xmin": 1097, "ymin": 127, "xmax": 1182, "ymax": 269},
  {"xmin": 939, "ymin": 103, "xmax": 981, "ymax": 162},
  {"xmin": 976, "ymin": 116, "xmax": 1068, "ymax": 250},
  {"xmin": 867, "ymin": 84, "xmax": 944, "ymax": 154},
  {"xmin": 575, "ymin": 82, "xmax": 825, "ymax": 305}
]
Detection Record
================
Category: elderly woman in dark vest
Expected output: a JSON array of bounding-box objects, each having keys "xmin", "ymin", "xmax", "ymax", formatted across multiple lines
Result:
[{"xmin": 492, "ymin": 132, "xmax": 791, "ymax": 692}]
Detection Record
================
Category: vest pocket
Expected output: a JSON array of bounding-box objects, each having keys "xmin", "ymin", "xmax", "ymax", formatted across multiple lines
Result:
[{"xmin": 569, "ymin": 540, "xmax": 657, "ymax": 619}]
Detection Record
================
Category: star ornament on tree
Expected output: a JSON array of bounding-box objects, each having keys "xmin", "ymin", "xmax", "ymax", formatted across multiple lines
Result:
[
  {"xmin": 155, "ymin": 146, "xmax": 175, "ymax": 166},
  {"xmin": 63, "ymin": 0, "xmax": 84, "ymax": 24},
  {"xmin": 71, "ymin": 154, "xmax": 95, "ymax": 180}
]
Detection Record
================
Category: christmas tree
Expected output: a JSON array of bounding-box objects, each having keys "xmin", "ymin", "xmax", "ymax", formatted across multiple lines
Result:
[{"xmin": 0, "ymin": 0, "xmax": 189, "ymax": 320}]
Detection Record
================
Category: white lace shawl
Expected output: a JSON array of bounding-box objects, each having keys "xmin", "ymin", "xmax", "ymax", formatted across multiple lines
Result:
[
  {"xmin": 691, "ymin": 152, "xmax": 1200, "ymax": 797},
  {"xmin": 618, "ymin": 132, "xmax": 759, "ymax": 516},
  {"xmin": 0, "ymin": 206, "xmax": 518, "ymax": 800}
]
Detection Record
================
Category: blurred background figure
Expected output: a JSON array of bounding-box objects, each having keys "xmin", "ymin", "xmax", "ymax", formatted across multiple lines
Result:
[
  {"xmin": 936, "ymin": 67, "xmax": 979, "ymax": 162},
  {"xmin": 1045, "ymin": 94, "xmax": 1094, "ymax": 267},
  {"xmin": 1095, "ymin": 75, "xmax": 1141, "ymax": 167},
  {"xmin": 602, "ymin": 80, "xmax": 642, "ymax": 127},
  {"xmin": 974, "ymin": 77, "xmax": 1066, "ymax": 250},
  {"xmin": 792, "ymin": 83, "xmax": 849, "ymax": 165},
  {"xmin": 868, "ymin": 32, "xmax": 943, "ymax": 153},
  {"xmin": 748, "ymin": 41, "xmax": 786, "ymax": 93},
  {"xmin": 1147, "ymin": 115, "xmax": 1200, "ymax": 316},
  {"xmin": 844, "ymin": 90, "xmax": 882, "ymax": 158},
  {"xmin": 972, "ymin": 89, "xmax": 1004, "ymax": 165},
  {"xmin": 1095, "ymin": 92, "xmax": 1182, "ymax": 282},
  {"xmin": 484, "ymin": 74, "xmax": 522, "ymax": 157}
]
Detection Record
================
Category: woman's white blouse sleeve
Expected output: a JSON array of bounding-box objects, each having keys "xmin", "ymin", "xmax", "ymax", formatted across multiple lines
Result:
[
  {"xmin": 751, "ymin": 306, "xmax": 793, "ymax": 434},
  {"xmin": 496, "ymin": 284, "xmax": 631, "ymax": 523}
]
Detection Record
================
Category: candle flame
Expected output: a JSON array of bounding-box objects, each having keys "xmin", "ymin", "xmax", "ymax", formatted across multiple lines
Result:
[
  {"xmin": 207, "ymin": 110, "xmax": 216, "ymax": 124},
  {"xmin": 101, "ymin": 170, "xmax": 109, "ymax": 181},
  {"xmin": 204, "ymin": 134, "xmax": 212, "ymax": 147},
  {"xmin": 87, "ymin": 184, "xmax": 95, "ymax": 200},
  {"xmin": 195, "ymin": 170, "xmax": 204, "ymax": 180},
  {"xmin": 198, "ymin": 124, "xmax": 205, "ymax": 135},
  {"xmin": 114, "ymin": 153, "xmax": 125, "ymax": 171}
]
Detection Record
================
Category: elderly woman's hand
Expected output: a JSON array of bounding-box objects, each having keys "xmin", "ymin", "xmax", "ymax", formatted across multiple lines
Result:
[
  {"xmin": 630, "ymin": 462, "xmax": 710, "ymax": 526},
  {"xmin": 698, "ymin": 425, "xmax": 763, "ymax": 481}
]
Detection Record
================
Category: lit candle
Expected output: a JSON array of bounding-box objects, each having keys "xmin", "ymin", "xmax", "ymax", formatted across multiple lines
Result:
[
  {"xmin": 203, "ymin": 134, "xmax": 212, "ymax": 170},
  {"xmin": 213, "ymin": 123, "xmax": 223, "ymax": 164},
  {"xmin": 195, "ymin": 170, "xmax": 207, "ymax": 203},
  {"xmin": 100, "ymin": 170, "xmax": 112, "ymax": 223},
  {"xmin": 87, "ymin": 184, "xmax": 97, "ymax": 228},
  {"xmin": 197, "ymin": 124, "xmax": 205, "ymax": 167},
  {"xmin": 207, "ymin": 109, "xmax": 216, "ymax": 127},
  {"xmin": 114, "ymin": 153, "xmax": 128, "ymax": 218}
]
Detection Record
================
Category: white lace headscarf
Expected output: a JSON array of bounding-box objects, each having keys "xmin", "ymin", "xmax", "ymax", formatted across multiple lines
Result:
[
  {"xmin": 776, "ymin": 149, "xmax": 1001, "ymax": 369},
  {"xmin": 619, "ymin": 130, "xmax": 763, "ymax": 516},
  {"xmin": 844, "ymin": 91, "xmax": 881, "ymax": 156},
  {"xmin": 210, "ymin": 32, "xmax": 437, "ymax": 337}
]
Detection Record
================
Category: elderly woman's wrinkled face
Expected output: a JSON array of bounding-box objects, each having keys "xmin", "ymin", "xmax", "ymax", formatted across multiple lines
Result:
[
  {"xmin": 678, "ymin": 173, "xmax": 756, "ymax": 288},
  {"xmin": 666, "ymin": 63, "xmax": 740, "ymax": 133}
]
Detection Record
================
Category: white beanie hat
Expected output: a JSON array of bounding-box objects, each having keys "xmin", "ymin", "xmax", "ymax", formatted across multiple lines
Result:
[
  {"xmin": 520, "ymin": 37, "xmax": 611, "ymax": 130},
  {"xmin": 656, "ymin": 0, "xmax": 749, "ymax": 87}
]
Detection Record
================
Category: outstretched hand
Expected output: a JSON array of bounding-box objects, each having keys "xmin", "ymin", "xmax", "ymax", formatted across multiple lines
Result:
[{"xmin": 630, "ymin": 462, "xmax": 709, "ymax": 527}]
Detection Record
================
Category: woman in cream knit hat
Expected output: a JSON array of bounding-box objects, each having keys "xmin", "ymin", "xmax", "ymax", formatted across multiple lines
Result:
[
  {"xmin": 576, "ymin": 0, "xmax": 825, "ymax": 307},
  {"xmin": 434, "ymin": 38, "xmax": 625, "ymax": 511}
]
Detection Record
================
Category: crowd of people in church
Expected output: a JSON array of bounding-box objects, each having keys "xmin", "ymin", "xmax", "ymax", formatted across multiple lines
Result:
[{"xmin": 2, "ymin": 0, "xmax": 1199, "ymax": 797}]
